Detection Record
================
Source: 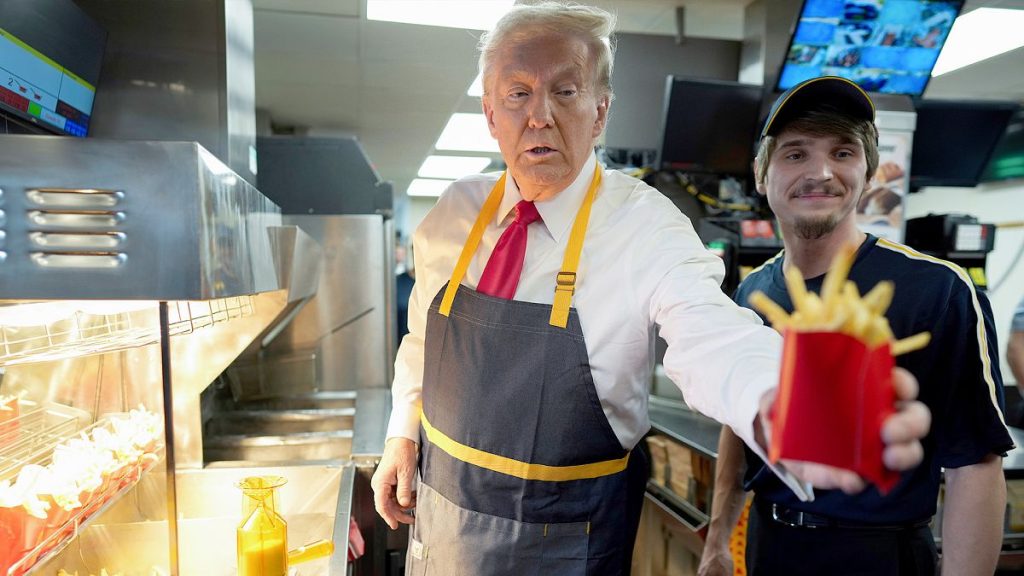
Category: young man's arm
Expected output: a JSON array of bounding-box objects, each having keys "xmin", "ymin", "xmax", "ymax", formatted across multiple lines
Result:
[
  {"xmin": 697, "ymin": 426, "xmax": 748, "ymax": 576},
  {"xmin": 937, "ymin": 287, "xmax": 1014, "ymax": 574},
  {"xmin": 940, "ymin": 454, "xmax": 1005, "ymax": 575}
]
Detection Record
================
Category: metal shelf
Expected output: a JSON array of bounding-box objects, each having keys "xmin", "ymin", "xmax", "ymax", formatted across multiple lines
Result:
[
  {"xmin": 0, "ymin": 410, "xmax": 164, "ymax": 576},
  {"xmin": 0, "ymin": 296, "xmax": 255, "ymax": 367}
]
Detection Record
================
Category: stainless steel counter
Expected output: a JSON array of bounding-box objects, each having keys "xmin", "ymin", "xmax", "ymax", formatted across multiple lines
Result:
[
  {"xmin": 648, "ymin": 395, "xmax": 722, "ymax": 459},
  {"xmin": 649, "ymin": 394, "xmax": 1024, "ymax": 478}
]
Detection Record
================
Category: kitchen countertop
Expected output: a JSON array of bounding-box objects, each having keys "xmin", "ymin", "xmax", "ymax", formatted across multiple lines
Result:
[{"xmin": 648, "ymin": 395, "xmax": 722, "ymax": 459}]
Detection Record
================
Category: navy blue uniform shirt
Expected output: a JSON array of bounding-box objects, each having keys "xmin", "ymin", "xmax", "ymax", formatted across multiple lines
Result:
[{"xmin": 737, "ymin": 234, "xmax": 1014, "ymax": 524}]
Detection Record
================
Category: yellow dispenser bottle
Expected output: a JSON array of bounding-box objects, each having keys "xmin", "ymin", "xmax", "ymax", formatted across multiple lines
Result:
[{"xmin": 237, "ymin": 476, "xmax": 288, "ymax": 576}]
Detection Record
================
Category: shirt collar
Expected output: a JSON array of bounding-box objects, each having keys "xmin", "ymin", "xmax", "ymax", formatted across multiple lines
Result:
[{"xmin": 497, "ymin": 152, "xmax": 599, "ymax": 243}]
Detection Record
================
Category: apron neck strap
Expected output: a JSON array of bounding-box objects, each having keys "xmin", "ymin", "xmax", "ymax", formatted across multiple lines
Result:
[
  {"xmin": 550, "ymin": 166, "xmax": 601, "ymax": 328},
  {"xmin": 439, "ymin": 165, "xmax": 603, "ymax": 329}
]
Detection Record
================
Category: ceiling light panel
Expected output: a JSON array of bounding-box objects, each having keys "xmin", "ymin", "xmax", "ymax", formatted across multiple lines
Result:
[
  {"xmin": 367, "ymin": 1, "xmax": 515, "ymax": 31},
  {"xmin": 407, "ymin": 178, "xmax": 454, "ymax": 197},
  {"xmin": 435, "ymin": 113, "xmax": 500, "ymax": 153},
  {"xmin": 418, "ymin": 155, "xmax": 492, "ymax": 179},
  {"xmin": 933, "ymin": 8, "xmax": 1024, "ymax": 76}
]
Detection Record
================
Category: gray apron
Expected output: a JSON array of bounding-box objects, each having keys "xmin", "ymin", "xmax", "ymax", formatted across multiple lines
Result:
[{"xmin": 406, "ymin": 168, "xmax": 648, "ymax": 576}]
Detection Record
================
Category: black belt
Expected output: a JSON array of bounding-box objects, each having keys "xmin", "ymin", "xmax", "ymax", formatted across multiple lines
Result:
[{"xmin": 759, "ymin": 500, "xmax": 931, "ymax": 532}]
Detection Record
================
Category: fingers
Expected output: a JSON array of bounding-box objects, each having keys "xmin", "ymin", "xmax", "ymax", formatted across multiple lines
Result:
[
  {"xmin": 784, "ymin": 460, "xmax": 866, "ymax": 495},
  {"xmin": 882, "ymin": 400, "xmax": 930, "ymax": 445},
  {"xmin": 880, "ymin": 401, "xmax": 928, "ymax": 471},
  {"xmin": 372, "ymin": 471, "xmax": 417, "ymax": 530},
  {"xmin": 396, "ymin": 457, "xmax": 417, "ymax": 508},
  {"xmin": 891, "ymin": 367, "xmax": 919, "ymax": 402},
  {"xmin": 371, "ymin": 468, "xmax": 400, "ymax": 530},
  {"xmin": 880, "ymin": 370, "xmax": 929, "ymax": 471},
  {"xmin": 883, "ymin": 437, "xmax": 924, "ymax": 471},
  {"xmin": 371, "ymin": 439, "xmax": 420, "ymax": 530}
]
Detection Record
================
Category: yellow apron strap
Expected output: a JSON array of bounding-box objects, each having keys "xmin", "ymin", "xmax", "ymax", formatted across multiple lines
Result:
[
  {"xmin": 421, "ymin": 412, "xmax": 630, "ymax": 481},
  {"xmin": 439, "ymin": 163, "xmax": 603, "ymax": 328},
  {"xmin": 439, "ymin": 172, "xmax": 507, "ymax": 317},
  {"xmin": 550, "ymin": 165, "xmax": 602, "ymax": 328}
]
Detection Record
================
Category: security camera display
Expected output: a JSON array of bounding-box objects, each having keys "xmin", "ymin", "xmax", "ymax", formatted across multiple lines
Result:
[{"xmin": 778, "ymin": 0, "xmax": 963, "ymax": 95}]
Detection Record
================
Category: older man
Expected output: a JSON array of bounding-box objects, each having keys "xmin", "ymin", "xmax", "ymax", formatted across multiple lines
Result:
[
  {"xmin": 699, "ymin": 77, "xmax": 1013, "ymax": 576},
  {"xmin": 372, "ymin": 5, "xmax": 929, "ymax": 575}
]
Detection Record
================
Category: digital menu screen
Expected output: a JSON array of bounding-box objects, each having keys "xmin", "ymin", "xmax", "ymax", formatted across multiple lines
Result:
[
  {"xmin": 0, "ymin": 27, "xmax": 95, "ymax": 136},
  {"xmin": 777, "ymin": 0, "xmax": 964, "ymax": 95}
]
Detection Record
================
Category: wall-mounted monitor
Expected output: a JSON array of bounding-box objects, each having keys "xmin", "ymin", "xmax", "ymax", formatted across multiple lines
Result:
[
  {"xmin": 777, "ymin": 0, "xmax": 964, "ymax": 96},
  {"xmin": 0, "ymin": 0, "xmax": 106, "ymax": 137},
  {"xmin": 658, "ymin": 76, "xmax": 764, "ymax": 178},
  {"xmin": 981, "ymin": 109, "xmax": 1024, "ymax": 183},
  {"xmin": 910, "ymin": 99, "xmax": 1018, "ymax": 190}
]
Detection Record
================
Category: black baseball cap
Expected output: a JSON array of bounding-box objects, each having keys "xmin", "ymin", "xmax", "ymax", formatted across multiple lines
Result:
[{"xmin": 761, "ymin": 76, "xmax": 875, "ymax": 138}]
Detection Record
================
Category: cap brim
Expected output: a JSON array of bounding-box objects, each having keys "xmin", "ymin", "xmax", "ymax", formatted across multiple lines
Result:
[{"xmin": 762, "ymin": 77, "xmax": 875, "ymax": 138}]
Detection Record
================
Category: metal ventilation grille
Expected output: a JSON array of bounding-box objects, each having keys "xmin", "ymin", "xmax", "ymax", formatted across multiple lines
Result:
[
  {"xmin": 24, "ymin": 188, "xmax": 128, "ymax": 269},
  {"xmin": 0, "ymin": 296, "xmax": 256, "ymax": 367}
]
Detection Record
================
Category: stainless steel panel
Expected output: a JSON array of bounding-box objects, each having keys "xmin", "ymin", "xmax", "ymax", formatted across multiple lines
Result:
[
  {"xmin": 236, "ymin": 390, "xmax": 358, "ymax": 411},
  {"xmin": 207, "ymin": 408, "xmax": 355, "ymax": 435},
  {"xmin": 351, "ymin": 387, "xmax": 390, "ymax": 466},
  {"xmin": 75, "ymin": 0, "xmax": 257, "ymax": 184},
  {"xmin": 204, "ymin": 430, "xmax": 353, "ymax": 462},
  {"xmin": 245, "ymin": 215, "xmax": 391, "ymax": 392},
  {"xmin": 0, "ymin": 136, "xmax": 282, "ymax": 299},
  {"xmin": 255, "ymin": 136, "xmax": 392, "ymax": 215},
  {"xmin": 225, "ymin": 0, "xmax": 258, "ymax": 185},
  {"xmin": 170, "ymin": 290, "xmax": 289, "ymax": 468}
]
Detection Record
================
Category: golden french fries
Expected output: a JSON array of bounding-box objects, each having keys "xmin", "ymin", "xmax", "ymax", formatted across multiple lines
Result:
[{"xmin": 749, "ymin": 243, "xmax": 930, "ymax": 356}]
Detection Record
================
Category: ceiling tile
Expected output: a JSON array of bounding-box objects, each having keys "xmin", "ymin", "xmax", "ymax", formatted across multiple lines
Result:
[
  {"xmin": 253, "ymin": 0, "xmax": 360, "ymax": 17},
  {"xmin": 254, "ymin": 10, "xmax": 360, "ymax": 56}
]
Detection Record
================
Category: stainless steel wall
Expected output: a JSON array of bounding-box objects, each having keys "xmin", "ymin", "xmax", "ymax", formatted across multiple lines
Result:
[
  {"xmin": 241, "ymin": 215, "xmax": 393, "ymax": 392},
  {"xmin": 604, "ymin": 33, "xmax": 743, "ymax": 153},
  {"xmin": 75, "ymin": 0, "xmax": 258, "ymax": 185}
]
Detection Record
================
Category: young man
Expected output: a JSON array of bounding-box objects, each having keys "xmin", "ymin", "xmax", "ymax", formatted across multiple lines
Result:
[{"xmin": 699, "ymin": 76, "xmax": 1013, "ymax": 576}]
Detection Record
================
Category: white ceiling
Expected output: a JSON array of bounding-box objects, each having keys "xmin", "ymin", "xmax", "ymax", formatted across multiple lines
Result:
[{"xmin": 251, "ymin": 0, "xmax": 1024, "ymax": 200}]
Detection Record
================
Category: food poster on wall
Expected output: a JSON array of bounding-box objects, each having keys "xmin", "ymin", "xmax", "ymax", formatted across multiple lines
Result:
[{"xmin": 858, "ymin": 129, "xmax": 911, "ymax": 242}]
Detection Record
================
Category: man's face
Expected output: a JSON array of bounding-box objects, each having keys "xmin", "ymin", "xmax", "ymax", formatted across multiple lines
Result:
[
  {"xmin": 482, "ymin": 33, "xmax": 609, "ymax": 202},
  {"xmin": 758, "ymin": 127, "xmax": 869, "ymax": 240}
]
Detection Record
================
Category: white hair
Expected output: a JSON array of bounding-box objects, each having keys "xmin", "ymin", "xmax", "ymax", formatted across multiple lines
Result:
[{"xmin": 477, "ymin": 1, "xmax": 616, "ymax": 99}]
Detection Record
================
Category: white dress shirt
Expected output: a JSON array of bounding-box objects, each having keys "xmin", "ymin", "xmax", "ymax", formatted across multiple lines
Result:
[{"xmin": 389, "ymin": 153, "xmax": 796, "ymax": 493}]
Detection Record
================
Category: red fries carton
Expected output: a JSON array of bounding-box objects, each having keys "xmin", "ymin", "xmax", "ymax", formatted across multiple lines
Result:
[{"xmin": 769, "ymin": 330, "xmax": 900, "ymax": 493}]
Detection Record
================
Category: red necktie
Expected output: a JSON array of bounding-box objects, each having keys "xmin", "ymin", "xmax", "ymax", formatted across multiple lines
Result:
[{"xmin": 476, "ymin": 200, "xmax": 542, "ymax": 299}]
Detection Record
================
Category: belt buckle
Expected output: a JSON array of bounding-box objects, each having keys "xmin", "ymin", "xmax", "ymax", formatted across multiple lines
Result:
[{"xmin": 771, "ymin": 503, "xmax": 815, "ymax": 529}]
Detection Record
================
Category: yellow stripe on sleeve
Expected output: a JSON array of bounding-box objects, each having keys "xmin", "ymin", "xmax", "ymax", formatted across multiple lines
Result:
[{"xmin": 876, "ymin": 238, "xmax": 1006, "ymax": 427}]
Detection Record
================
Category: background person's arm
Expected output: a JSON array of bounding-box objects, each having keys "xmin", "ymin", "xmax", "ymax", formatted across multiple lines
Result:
[{"xmin": 1008, "ymin": 330, "xmax": 1024, "ymax": 399}]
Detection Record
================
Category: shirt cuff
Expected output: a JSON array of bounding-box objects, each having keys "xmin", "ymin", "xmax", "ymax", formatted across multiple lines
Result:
[
  {"xmin": 733, "ymin": 372, "xmax": 815, "ymax": 503},
  {"xmin": 385, "ymin": 399, "xmax": 422, "ymax": 444}
]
